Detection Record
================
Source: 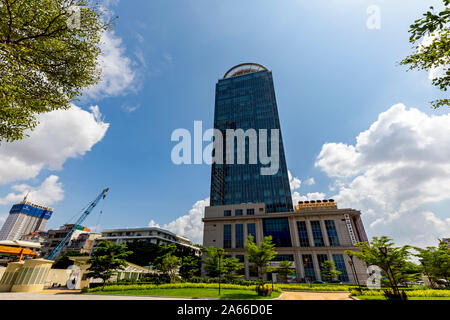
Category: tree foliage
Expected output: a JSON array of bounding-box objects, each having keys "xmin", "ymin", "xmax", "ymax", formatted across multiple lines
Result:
[
  {"xmin": 415, "ymin": 241, "xmax": 450, "ymax": 288},
  {"xmin": 345, "ymin": 236, "xmax": 412, "ymax": 296},
  {"xmin": 0, "ymin": 0, "xmax": 112, "ymax": 142},
  {"xmin": 51, "ymin": 250, "xmax": 87, "ymax": 269},
  {"xmin": 245, "ymin": 235, "xmax": 277, "ymax": 285},
  {"xmin": 155, "ymin": 250, "xmax": 181, "ymax": 283},
  {"xmin": 275, "ymin": 260, "xmax": 295, "ymax": 283},
  {"xmin": 401, "ymin": 0, "xmax": 450, "ymax": 109},
  {"xmin": 87, "ymin": 240, "xmax": 132, "ymax": 289},
  {"xmin": 203, "ymin": 246, "xmax": 243, "ymax": 281},
  {"xmin": 320, "ymin": 260, "xmax": 341, "ymax": 283}
]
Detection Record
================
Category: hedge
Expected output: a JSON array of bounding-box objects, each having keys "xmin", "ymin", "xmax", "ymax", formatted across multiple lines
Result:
[
  {"xmin": 86, "ymin": 282, "xmax": 283, "ymax": 293},
  {"xmin": 350, "ymin": 289, "xmax": 450, "ymax": 297}
]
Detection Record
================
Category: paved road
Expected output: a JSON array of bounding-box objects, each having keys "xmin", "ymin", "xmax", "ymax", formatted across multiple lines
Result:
[
  {"xmin": 0, "ymin": 292, "xmax": 192, "ymax": 300},
  {"xmin": 280, "ymin": 291, "xmax": 352, "ymax": 300}
]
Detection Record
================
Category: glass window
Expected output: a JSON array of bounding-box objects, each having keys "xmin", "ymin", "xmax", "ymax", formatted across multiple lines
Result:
[
  {"xmin": 246, "ymin": 208, "xmax": 255, "ymax": 215},
  {"xmin": 317, "ymin": 254, "xmax": 329, "ymax": 281},
  {"xmin": 247, "ymin": 223, "xmax": 256, "ymax": 241},
  {"xmin": 223, "ymin": 225, "xmax": 231, "ymax": 248},
  {"xmin": 235, "ymin": 209, "xmax": 243, "ymax": 216},
  {"xmin": 302, "ymin": 254, "xmax": 316, "ymax": 282},
  {"xmin": 263, "ymin": 218, "xmax": 292, "ymax": 247},
  {"xmin": 310, "ymin": 221, "xmax": 325, "ymax": 247},
  {"xmin": 273, "ymin": 254, "xmax": 294, "ymax": 261},
  {"xmin": 332, "ymin": 254, "xmax": 349, "ymax": 282},
  {"xmin": 235, "ymin": 224, "xmax": 244, "ymax": 248},
  {"xmin": 325, "ymin": 220, "xmax": 340, "ymax": 246},
  {"xmin": 224, "ymin": 210, "xmax": 231, "ymax": 217},
  {"xmin": 296, "ymin": 221, "xmax": 310, "ymax": 247}
]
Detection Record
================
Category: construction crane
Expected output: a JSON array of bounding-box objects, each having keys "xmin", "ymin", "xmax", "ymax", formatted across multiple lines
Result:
[{"xmin": 46, "ymin": 188, "xmax": 109, "ymax": 261}]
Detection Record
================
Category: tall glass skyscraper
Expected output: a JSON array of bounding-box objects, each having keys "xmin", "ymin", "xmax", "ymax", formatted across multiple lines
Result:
[{"xmin": 210, "ymin": 63, "xmax": 293, "ymax": 213}]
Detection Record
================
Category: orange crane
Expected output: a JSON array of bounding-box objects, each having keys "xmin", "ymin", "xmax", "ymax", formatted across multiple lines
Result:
[{"xmin": 0, "ymin": 245, "xmax": 37, "ymax": 261}]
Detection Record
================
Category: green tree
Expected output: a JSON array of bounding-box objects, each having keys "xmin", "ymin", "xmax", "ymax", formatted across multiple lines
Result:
[
  {"xmin": 156, "ymin": 252, "xmax": 181, "ymax": 283},
  {"xmin": 0, "ymin": 0, "xmax": 112, "ymax": 142},
  {"xmin": 87, "ymin": 240, "xmax": 132, "ymax": 290},
  {"xmin": 179, "ymin": 255, "xmax": 201, "ymax": 280},
  {"xmin": 415, "ymin": 242, "xmax": 450, "ymax": 288},
  {"xmin": 203, "ymin": 246, "xmax": 243, "ymax": 281},
  {"xmin": 275, "ymin": 260, "xmax": 295, "ymax": 283},
  {"xmin": 245, "ymin": 235, "xmax": 277, "ymax": 286},
  {"xmin": 221, "ymin": 256, "xmax": 244, "ymax": 282},
  {"xmin": 125, "ymin": 240, "xmax": 163, "ymax": 267},
  {"xmin": 345, "ymin": 236, "xmax": 412, "ymax": 297},
  {"xmin": 401, "ymin": 0, "xmax": 450, "ymax": 109},
  {"xmin": 320, "ymin": 260, "xmax": 341, "ymax": 283},
  {"xmin": 51, "ymin": 250, "xmax": 87, "ymax": 269}
]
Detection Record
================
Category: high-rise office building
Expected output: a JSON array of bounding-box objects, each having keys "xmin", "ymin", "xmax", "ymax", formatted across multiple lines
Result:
[
  {"xmin": 210, "ymin": 63, "xmax": 293, "ymax": 213},
  {"xmin": 0, "ymin": 195, "xmax": 53, "ymax": 241},
  {"xmin": 203, "ymin": 64, "xmax": 369, "ymax": 284}
]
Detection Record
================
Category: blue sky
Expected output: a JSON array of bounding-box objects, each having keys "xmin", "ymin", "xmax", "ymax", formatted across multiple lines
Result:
[{"xmin": 0, "ymin": 0, "xmax": 449, "ymax": 246}]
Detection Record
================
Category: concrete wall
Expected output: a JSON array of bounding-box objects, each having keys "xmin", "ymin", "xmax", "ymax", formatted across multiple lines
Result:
[
  {"xmin": 45, "ymin": 269, "xmax": 72, "ymax": 288},
  {"xmin": 0, "ymin": 266, "xmax": 6, "ymax": 281}
]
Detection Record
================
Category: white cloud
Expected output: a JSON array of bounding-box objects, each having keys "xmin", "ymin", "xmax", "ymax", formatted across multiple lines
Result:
[
  {"xmin": 288, "ymin": 170, "xmax": 301, "ymax": 190},
  {"xmin": 148, "ymin": 198, "xmax": 210, "ymax": 245},
  {"xmin": 315, "ymin": 103, "xmax": 450, "ymax": 247},
  {"xmin": 305, "ymin": 178, "xmax": 315, "ymax": 186},
  {"xmin": 0, "ymin": 175, "xmax": 63, "ymax": 207},
  {"xmin": 0, "ymin": 104, "xmax": 109, "ymax": 184},
  {"xmin": 292, "ymin": 192, "xmax": 326, "ymax": 205},
  {"xmin": 84, "ymin": 31, "xmax": 138, "ymax": 99},
  {"xmin": 0, "ymin": 214, "xmax": 6, "ymax": 224}
]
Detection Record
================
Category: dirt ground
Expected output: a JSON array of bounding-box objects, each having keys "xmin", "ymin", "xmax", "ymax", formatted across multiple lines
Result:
[{"xmin": 279, "ymin": 291, "xmax": 353, "ymax": 300}]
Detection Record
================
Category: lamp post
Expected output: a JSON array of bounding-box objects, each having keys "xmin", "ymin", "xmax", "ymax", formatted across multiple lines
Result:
[
  {"xmin": 379, "ymin": 246, "xmax": 399, "ymax": 296},
  {"xmin": 217, "ymin": 248, "xmax": 224, "ymax": 296},
  {"xmin": 347, "ymin": 255, "xmax": 360, "ymax": 288}
]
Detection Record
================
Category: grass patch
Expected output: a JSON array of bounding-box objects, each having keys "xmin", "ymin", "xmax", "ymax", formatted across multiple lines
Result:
[
  {"xmin": 87, "ymin": 288, "xmax": 281, "ymax": 299},
  {"xmin": 350, "ymin": 289, "xmax": 450, "ymax": 298}
]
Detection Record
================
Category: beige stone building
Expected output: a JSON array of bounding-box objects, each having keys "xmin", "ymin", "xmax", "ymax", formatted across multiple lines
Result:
[{"xmin": 203, "ymin": 200, "xmax": 369, "ymax": 284}]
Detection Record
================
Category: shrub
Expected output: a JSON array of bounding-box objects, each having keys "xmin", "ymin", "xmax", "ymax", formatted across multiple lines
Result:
[{"xmin": 350, "ymin": 289, "xmax": 450, "ymax": 297}]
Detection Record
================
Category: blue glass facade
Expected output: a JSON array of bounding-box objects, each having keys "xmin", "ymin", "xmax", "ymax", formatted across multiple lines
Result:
[
  {"xmin": 325, "ymin": 220, "xmax": 340, "ymax": 246},
  {"xmin": 235, "ymin": 224, "xmax": 244, "ymax": 248},
  {"xmin": 333, "ymin": 254, "xmax": 349, "ymax": 282},
  {"xmin": 310, "ymin": 221, "xmax": 325, "ymax": 247},
  {"xmin": 210, "ymin": 69, "xmax": 293, "ymax": 213},
  {"xmin": 302, "ymin": 254, "xmax": 316, "ymax": 281},
  {"xmin": 247, "ymin": 223, "xmax": 256, "ymax": 241},
  {"xmin": 223, "ymin": 224, "xmax": 231, "ymax": 248},
  {"xmin": 296, "ymin": 221, "xmax": 310, "ymax": 247},
  {"xmin": 262, "ymin": 218, "xmax": 292, "ymax": 247}
]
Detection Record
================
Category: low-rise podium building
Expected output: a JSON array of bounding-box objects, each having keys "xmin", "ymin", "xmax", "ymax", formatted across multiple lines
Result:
[{"xmin": 203, "ymin": 200, "xmax": 369, "ymax": 284}]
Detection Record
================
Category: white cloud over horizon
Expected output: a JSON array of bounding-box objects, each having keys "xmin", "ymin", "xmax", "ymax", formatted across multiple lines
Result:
[
  {"xmin": 148, "ymin": 198, "xmax": 210, "ymax": 244},
  {"xmin": 0, "ymin": 105, "xmax": 109, "ymax": 185},
  {"xmin": 316, "ymin": 103, "xmax": 450, "ymax": 247},
  {"xmin": 0, "ymin": 175, "xmax": 64, "ymax": 207}
]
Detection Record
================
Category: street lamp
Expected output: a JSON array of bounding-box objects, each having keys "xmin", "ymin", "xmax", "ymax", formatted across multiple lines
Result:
[
  {"xmin": 217, "ymin": 248, "xmax": 224, "ymax": 296},
  {"xmin": 347, "ymin": 255, "xmax": 360, "ymax": 290}
]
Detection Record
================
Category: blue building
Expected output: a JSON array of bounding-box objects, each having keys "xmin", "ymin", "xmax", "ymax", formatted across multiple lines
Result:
[
  {"xmin": 210, "ymin": 63, "xmax": 293, "ymax": 213},
  {"xmin": 0, "ymin": 195, "xmax": 53, "ymax": 241}
]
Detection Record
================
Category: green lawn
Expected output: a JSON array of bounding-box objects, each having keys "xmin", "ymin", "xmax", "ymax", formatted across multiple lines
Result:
[
  {"xmin": 88, "ymin": 288, "xmax": 281, "ymax": 299},
  {"xmin": 356, "ymin": 295, "xmax": 450, "ymax": 300}
]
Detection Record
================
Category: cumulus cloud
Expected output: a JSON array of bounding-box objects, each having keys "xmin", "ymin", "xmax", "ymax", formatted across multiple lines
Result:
[
  {"xmin": 288, "ymin": 170, "xmax": 301, "ymax": 190},
  {"xmin": 84, "ymin": 31, "xmax": 138, "ymax": 99},
  {"xmin": 315, "ymin": 103, "xmax": 450, "ymax": 247},
  {"xmin": 292, "ymin": 192, "xmax": 326, "ymax": 204},
  {"xmin": 148, "ymin": 198, "xmax": 210, "ymax": 244},
  {"xmin": 0, "ymin": 175, "xmax": 64, "ymax": 207},
  {"xmin": 305, "ymin": 178, "xmax": 315, "ymax": 186},
  {"xmin": 0, "ymin": 105, "xmax": 109, "ymax": 184}
]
